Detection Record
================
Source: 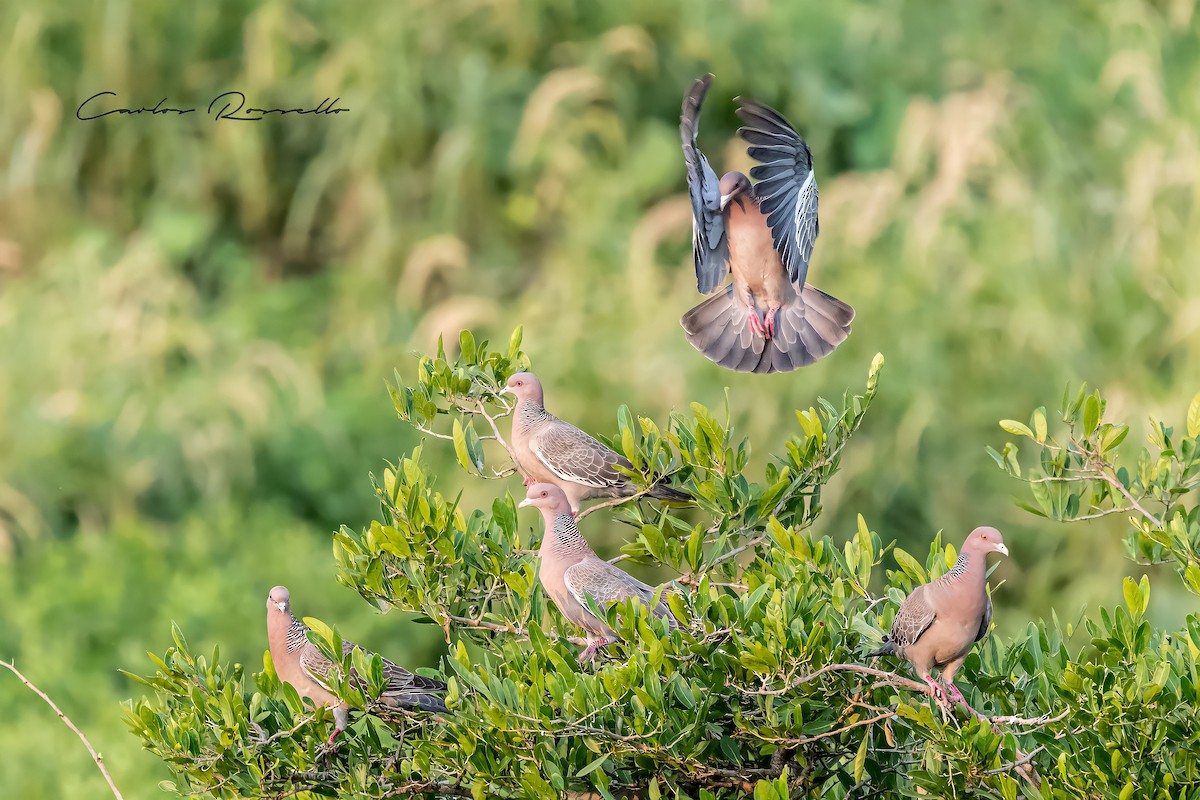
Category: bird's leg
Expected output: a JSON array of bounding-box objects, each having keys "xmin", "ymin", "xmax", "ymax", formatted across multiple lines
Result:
[
  {"xmin": 763, "ymin": 304, "xmax": 780, "ymax": 339},
  {"xmin": 327, "ymin": 707, "xmax": 350, "ymax": 745},
  {"xmin": 921, "ymin": 675, "xmax": 948, "ymax": 708},
  {"xmin": 522, "ymin": 476, "xmax": 535, "ymax": 487},
  {"xmin": 576, "ymin": 637, "xmax": 610, "ymax": 665},
  {"xmin": 746, "ymin": 311, "xmax": 766, "ymax": 338},
  {"xmin": 942, "ymin": 680, "xmax": 982, "ymax": 717}
]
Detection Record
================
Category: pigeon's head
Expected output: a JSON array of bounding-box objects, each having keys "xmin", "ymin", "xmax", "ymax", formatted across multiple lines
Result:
[
  {"xmin": 501, "ymin": 372, "xmax": 543, "ymax": 404},
  {"xmin": 719, "ymin": 171, "xmax": 752, "ymax": 211},
  {"xmin": 267, "ymin": 585, "xmax": 292, "ymax": 614},
  {"xmin": 518, "ymin": 483, "xmax": 571, "ymax": 515},
  {"xmin": 964, "ymin": 527, "xmax": 1008, "ymax": 557}
]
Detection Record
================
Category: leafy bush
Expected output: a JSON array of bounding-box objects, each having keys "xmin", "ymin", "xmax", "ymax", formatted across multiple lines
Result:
[{"xmin": 126, "ymin": 332, "xmax": 1200, "ymax": 797}]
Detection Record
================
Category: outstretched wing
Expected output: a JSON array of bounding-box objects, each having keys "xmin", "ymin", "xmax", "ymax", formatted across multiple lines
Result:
[
  {"xmin": 531, "ymin": 419, "xmax": 631, "ymax": 489},
  {"xmin": 889, "ymin": 584, "xmax": 937, "ymax": 649},
  {"xmin": 735, "ymin": 98, "xmax": 819, "ymax": 288},
  {"xmin": 681, "ymin": 74, "xmax": 730, "ymax": 294}
]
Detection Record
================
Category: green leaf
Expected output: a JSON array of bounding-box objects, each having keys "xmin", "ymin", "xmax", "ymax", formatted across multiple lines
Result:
[
  {"xmin": 853, "ymin": 730, "xmax": 869, "ymax": 782},
  {"xmin": 576, "ymin": 754, "xmax": 609, "ymax": 778},
  {"xmin": 452, "ymin": 418, "xmax": 474, "ymax": 474},
  {"xmin": 999, "ymin": 419, "xmax": 1035, "ymax": 439},
  {"xmin": 1083, "ymin": 395, "xmax": 1100, "ymax": 436},
  {"xmin": 1122, "ymin": 576, "xmax": 1143, "ymax": 617},
  {"xmin": 464, "ymin": 421, "xmax": 485, "ymax": 471},
  {"xmin": 1188, "ymin": 392, "xmax": 1200, "ymax": 438},
  {"xmin": 892, "ymin": 547, "xmax": 927, "ymax": 583},
  {"xmin": 508, "ymin": 325, "xmax": 524, "ymax": 361},
  {"xmin": 1032, "ymin": 408, "xmax": 1047, "ymax": 443},
  {"xmin": 459, "ymin": 329, "xmax": 476, "ymax": 362}
]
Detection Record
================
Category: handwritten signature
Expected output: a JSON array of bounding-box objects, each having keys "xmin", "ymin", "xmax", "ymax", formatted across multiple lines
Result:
[{"xmin": 76, "ymin": 91, "xmax": 349, "ymax": 121}]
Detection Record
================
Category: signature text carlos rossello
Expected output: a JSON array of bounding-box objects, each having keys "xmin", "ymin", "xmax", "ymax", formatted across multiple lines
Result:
[{"xmin": 76, "ymin": 91, "xmax": 349, "ymax": 121}]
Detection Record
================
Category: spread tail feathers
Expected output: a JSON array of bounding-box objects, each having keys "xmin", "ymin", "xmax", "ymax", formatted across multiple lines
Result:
[{"xmin": 680, "ymin": 284, "xmax": 853, "ymax": 374}]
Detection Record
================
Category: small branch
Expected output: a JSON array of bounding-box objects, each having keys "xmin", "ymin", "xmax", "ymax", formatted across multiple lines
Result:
[
  {"xmin": 472, "ymin": 398, "xmax": 529, "ymax": 482},
  {"xmin": 1094, "ymin": 464, "xmax": 1162, "ymax": 528},
  {"xmin": 577, "ymin": 489, "xmax": 650, "ymax": 522},
  {"xmin": 742, "ymin": 709, "xmax": 893, "ymax": 747},
  {"xmin": 981, "ymin": 745, "xmax": 1046, "ymax": 775},
  {"xmin": 1, "ymin": 659, "xmax": 125, "ymax": 800},
  {"xmin": 446, "ymin": 614, "xmax": 587, "ymax": 646}
]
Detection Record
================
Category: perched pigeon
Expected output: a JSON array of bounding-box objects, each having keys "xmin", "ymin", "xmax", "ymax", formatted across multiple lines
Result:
[
  {"xmin": 519, "ymin": 483, "xmax": 679, "ymax": 662},
  {"xmin": 867, "ymin": 527, "xmax": 1009, "ymax": 708},
  {"xmin": 265, "ymin": 586, "xmax": 449, "ymax": 743},
  {"xmin": 679, "ymin": 73, "xmax": 854, "ymax": 373},
  {"xmin": 502, "ymin": 372, "xmax": 689, "ymax": 514}
]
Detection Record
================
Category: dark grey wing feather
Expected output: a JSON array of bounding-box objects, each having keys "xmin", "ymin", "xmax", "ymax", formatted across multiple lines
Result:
[
  {"xmin": 735, "ymin": 99, "xmax": 818, "ymax": 288},
  {"xmin": 681, "ymin": 74, "xmax": 730, "ymax": 294},
  {"xmin": 298, "ymin": 626, "xmax": 448, "ymax": 713},
  {"xmin": 974, "ymin": 594, "xmax": 993, "ymax": 643},
  {"xmin": 564, "ymin": 560, "xmax": 678, "ymax": 630},
  {"xmin": 889, "ymin": 584, "xmax": 937, "ymax": 649},
  {"xmin": 531, "ymin": 419, "xmax": 631, "ymax": 489}
]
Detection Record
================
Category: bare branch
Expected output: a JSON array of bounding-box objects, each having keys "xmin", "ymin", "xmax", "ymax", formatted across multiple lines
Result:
[
  {"xmin": 1, "ymin": 659, "xmax": 125, "ymax": 800},
  {"xmin": 577, "ymin": 488, "xmax": 650, "ymax": 522}
]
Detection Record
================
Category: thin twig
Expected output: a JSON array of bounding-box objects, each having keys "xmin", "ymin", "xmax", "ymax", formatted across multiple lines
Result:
[
  {"xmin": 1093, "ymin": 459, "xmax": 1162, "ymax": 527},
  {"xmin": 446, "ymin": 614, "xmax": 587, "ymax": 646},
  {"xmin": 472, "ymin": 398, "xmax": 529, "ymax": 482},
  {"xmin": 981, "ymin": 745, "xmax": 1046, "ymax": 775},
  {"xmin": 577, "ymin": 488, "xmax": 650, "ymax": 522},
  {"xmin": 1, "ymin": 659, "xmax": 125, "ymax": 800}
]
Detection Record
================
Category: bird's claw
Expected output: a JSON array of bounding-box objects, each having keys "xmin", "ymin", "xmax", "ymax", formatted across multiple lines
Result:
[
  {"xmin": 747, "ymin": 313, "xmax": 766, "ymax": 338},
  {"xmin": 577, "ymin": 638, "xmax": 610, "ymax": 665},
  {"xmin": 763, "ymin": 307, "xmax": 778, "ymax": 339}
]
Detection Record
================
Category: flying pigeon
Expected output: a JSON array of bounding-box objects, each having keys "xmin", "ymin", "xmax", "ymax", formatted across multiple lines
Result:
[
  {"xmin": 867, "ymin": 527, "xmax": 1009, "ymax": 709},
  {"xmin": 518, "ymin": 482, "xmax": 679, "ymax": 662},
  {"xmin": 265, "ymin": 586, "xmax": 449, "ymax": 743},
  {"xmin": 502, "ymin": 372, "xmax": 689, "ymax": 514},
  {"xmin": 679, "ymin": 73, "xmax": 854, "ymax": 373}
]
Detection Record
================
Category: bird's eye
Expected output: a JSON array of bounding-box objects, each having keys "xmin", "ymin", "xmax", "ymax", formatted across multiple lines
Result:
[
  {"xmin": 541, "ymin": 491, "xmax": 547, "ymax": 497},
  {"xmin": 981, "ymin": 533, "xmax": 989, "ymax": 540}
]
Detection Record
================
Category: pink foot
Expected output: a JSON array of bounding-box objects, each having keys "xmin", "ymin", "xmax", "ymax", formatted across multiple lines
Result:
[
  {"xmin": 942, "ymin": 681, "xmax": 981, "ymax": 716},
  {"xmin": 326, "ymin": 729, "xmax": 343, "ymax": 746},
  {"xmin": 922, "ymin": 676, "xmax": 948, "ymax": 707},
  {"xmin": 522, "ymin": 476, "xmax": 534, "ymax": 487},
  {"xmin": 763, "ymin": 306, "xmax": 779, "ymax": 339},
  {"xmin": 577, "ymin": 638, "xmax": 610, "ymax": 664},
  {"xmin": 747, "ymin": 313, "xmax": 766, "ymax": 338}
]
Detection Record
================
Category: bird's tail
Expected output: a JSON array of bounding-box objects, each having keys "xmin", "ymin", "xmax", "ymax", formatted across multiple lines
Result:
[
  {"xmin": 412, "ymin": 693, "xmax": 452, "ymax": 714},
  {"xmin": 680, "ymin": 284, "xmax": 854, "ymax": 374},
  {"xmin": 865, "ymin": 636, "xmax": 895, "ymax": 659},
  {"xmin": 680, "ymin": 286, "xmax": 766, "ymax": 372},
  {"xmin": 756, "ymin": 285, "xmax": 854, "ymax": 374},
  {"xmin": 648, "ymin": 483, "xmax": 691, "ymax": 504}
]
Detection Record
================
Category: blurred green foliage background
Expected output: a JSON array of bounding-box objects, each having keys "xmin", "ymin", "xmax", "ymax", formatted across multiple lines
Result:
[{"xmin": 1, "ymin": 0, "xmax": 1198, "ymax": 797}]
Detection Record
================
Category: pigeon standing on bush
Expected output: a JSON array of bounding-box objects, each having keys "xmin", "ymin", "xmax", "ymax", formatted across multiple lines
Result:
[
  {"xmin": 502, "ymin": 371, "xmax": 689, "ymax": 514},
  {"xmin": 867, "ymin": 527, "xmax": 1009, "ymax": 709},
  {"xmin": 518, "ymin": 483, "xmax": 679, "ymax": 662},
  {"xmin": 265, "ymin": 586, "xmax": 449, "ymax": 743},
  {"xmin": 679, "ymin": 73, "xmax": 854, "ymax": 373}
]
